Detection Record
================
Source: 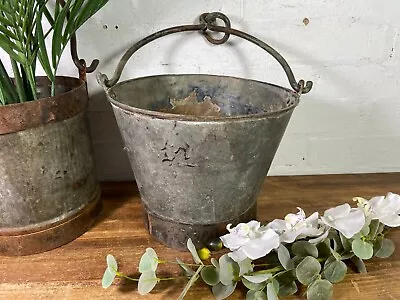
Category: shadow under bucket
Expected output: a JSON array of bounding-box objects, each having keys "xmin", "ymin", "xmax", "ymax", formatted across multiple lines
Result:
[{"xmin": 97, "ymin": 12, "xmax": 313, "ymax": 249}]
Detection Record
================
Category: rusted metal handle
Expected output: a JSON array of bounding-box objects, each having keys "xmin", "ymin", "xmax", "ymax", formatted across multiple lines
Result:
[
  {"xmin": 97, "ymin": 12, "xmax": 313, "ymax": 94},
  {"xmin": 58, "ymin": 0, "xmax": 99, "ymax": 81}
]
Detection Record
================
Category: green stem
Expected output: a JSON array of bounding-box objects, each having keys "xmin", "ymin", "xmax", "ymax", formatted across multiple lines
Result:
[
  {"xmin": 115, "ymin": 271, "xmax": 139, "ymax": 282},
  {"xmin": 158, "ymin": 259, "xmax": 208, "ymax": 267},
  {"xmin": 51, "ymin": 80, "xmax": 56, "ymax": 97},
  {"xmin": 23, "ymin": 63, "xmax": 37, "ymax": 99},
  {"xmin": 10, "ymin": 58, "xmax": 26, "ymax": 102}
]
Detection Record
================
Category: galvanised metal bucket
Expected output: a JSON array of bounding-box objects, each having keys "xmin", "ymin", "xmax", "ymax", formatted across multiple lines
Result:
[
  {"xmin": 98, "ymin": 12, "xmax": 313, "ymax": 249},
  {"xmin": 0, "ymin": 76, "xmax": 101, "ymax": 256}
]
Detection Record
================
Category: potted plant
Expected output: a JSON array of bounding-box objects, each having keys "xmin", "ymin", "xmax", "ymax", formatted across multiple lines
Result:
[{"xmin": 0, "ymin": 0, "xmax": 108, "ymax": 255}]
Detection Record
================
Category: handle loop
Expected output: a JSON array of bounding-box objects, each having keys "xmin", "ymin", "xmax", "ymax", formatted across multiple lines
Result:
[{"xmin": 97, "ymin": 12, "xmax": 313, "ymax": 94}]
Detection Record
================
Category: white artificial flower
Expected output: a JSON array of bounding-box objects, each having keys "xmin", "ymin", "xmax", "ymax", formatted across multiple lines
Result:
[
  {"xmin": 368, "ymin": 192, "xmax": 400, "ymax": 227},
  {"xmin": 321, "ymin": 204, "xmax": 365, "ymax": 239},
  {"xmin": 220, "ymin": 220, "xmax": 280, "ymax": 262},
  {"xmin": 267, "ymin": 208, "xmax": 327, "ymax": 243}
]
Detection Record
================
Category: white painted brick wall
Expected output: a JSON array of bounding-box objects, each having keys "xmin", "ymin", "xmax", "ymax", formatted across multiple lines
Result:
[{"xmin": 2, "ymin": 0, "xmax": 400, "ymax": 180}]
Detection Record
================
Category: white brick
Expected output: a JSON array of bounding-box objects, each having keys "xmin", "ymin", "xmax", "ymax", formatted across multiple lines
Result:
[{"xmin": 307, "ymin": 136, "xmax": 400, "ymax": 174}]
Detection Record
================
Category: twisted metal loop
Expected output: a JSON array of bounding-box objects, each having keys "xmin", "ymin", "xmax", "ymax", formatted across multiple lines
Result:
[{"xmin": 97, "ymin": 12, "xmax": 313, "ymax": 94}]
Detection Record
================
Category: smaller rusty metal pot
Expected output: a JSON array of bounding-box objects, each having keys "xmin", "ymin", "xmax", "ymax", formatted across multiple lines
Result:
[
  {"xmin": 98, "ymin": 12, "xmax": 313, "ymax": 250},
  {"xmin": 0, "ymin": 76, "xmax": 101, "ymax": 256}
]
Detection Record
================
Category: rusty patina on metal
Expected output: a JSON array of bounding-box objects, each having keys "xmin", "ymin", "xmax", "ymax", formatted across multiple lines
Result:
[
  {"xmin": 0, "ymin": 77, "xmax": 87, "ymax": 135},
  {"xmin": 0, "ymin": 76, "xmax": 101, "ymax": 256}
]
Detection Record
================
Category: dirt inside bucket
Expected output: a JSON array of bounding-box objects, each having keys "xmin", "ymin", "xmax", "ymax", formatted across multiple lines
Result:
[{"xmin": 162, "ymin": 90, "xmax": 222, "ymax": 117}]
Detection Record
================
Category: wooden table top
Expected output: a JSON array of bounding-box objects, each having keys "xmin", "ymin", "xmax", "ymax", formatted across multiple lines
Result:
[{"xmin": 1, "ymin": 173, "xmax": 399, "ymax": 300}]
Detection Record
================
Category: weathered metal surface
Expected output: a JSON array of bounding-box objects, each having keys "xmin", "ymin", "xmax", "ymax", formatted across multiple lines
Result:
[
  {"xmin": 0, "ymin": 77, "xmax": 101, "ymax": 256},
  {"xmin": 0, "ymin": 77, "xmax": 87, "ymax": 135},
  {"xmin": 107, "ymin": 74, "xmax": 299, "ymax": 249},
  {"xmin": 97, "ymin": 11, "xmax": 311, "ymax": 249}
]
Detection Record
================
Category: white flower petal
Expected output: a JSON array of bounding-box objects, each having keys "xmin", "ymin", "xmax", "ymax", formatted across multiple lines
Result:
[
  {"xmin": 227, "ymin": 249, "xmax": 248, "ymax": 262},
  {"xmin": 322, "ymin": 208, "xmax": 365, "ymax": 239},
  {"xmin": 220, "ymin": 233, "xmax": 250, "ymax": 250},
  {"xmin": 323, "ymin": 203, "xmax": 351, "ymax": 220},
  {"xmin": 247, "ymin": 220, "xmax": 261, "ymax": 231},
  {"xmin": 241, "ymin": 230, "xmax": 280, "ymax": 260},
  {"xmin": 266, "ymin": 219, "xmax": 287, "ymax": 233},
  {"xmin": 305, "ymin": 212, "xmax": 319, "ymax": 228},
  {"xmin": 378, "ymin": 214, "xmax": 400, "ymax": 227}
]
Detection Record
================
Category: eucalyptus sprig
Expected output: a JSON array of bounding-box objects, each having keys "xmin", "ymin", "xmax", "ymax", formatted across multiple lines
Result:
[{"xmin": 102, "ymin": 192, "xmax": 400, "ymax": 299}]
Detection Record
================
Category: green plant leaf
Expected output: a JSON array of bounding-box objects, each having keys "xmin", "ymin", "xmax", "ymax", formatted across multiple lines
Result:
[
  {"xmin": 211, "ymin": 258, "xmax": 220, "ymax": 269},
  {"xmin": 350, "ymin": 256, "xmax": 367, "ymax": 273},
  {"xmin": 178, "ymin": 266, "xmax": 202, "ymax": 300},
  {"xmin": 328, "ymin": 231, "xmax": 344, "ymax": 252},
  {"xmin": 375, "ymin": 238, "xmax": 395, "ymax": 258},
  {"xmin": 106, "ymin": 254, "xmax": 118, "ymax": 274},
  {"xmin": 246, "ymin": 290, "xmax": 267, "ymax": 300},
  {"xmin": 176, "ymin": 258, "xmax": 195, "ymax": 277},
  {"xmin": 201, "ymin": 266, "xmax": 220, "ymax": 286},
  {"xmin": 266, "ymin": 281, "xmax": 279, "ymax": 300},
  {"xmin": 368, "ymin": 219, "xmax": 380, "ymax": 239},
  {"xmin": 323, "ymin": 256, "xmax": 347, "ymax": 283},
  {"xmin": 238, "ymin": 258, "xmax": 253, "ymax": 276},
  {"xmin": 242, "ymin": 278, "xmax": 267, "ymax": 291},
  {"xmin": 278, "ymin": 281, "xmax": 298, "ymax": 297},
  {"xmin": 219, "ymin": 254, "xmax": 239, "ymax": 285},
  {"xmin": 307, "ymin": 279, "xmax": 333, "ymax": 300},
  {"xmin": 139, "ymin": 248, "xmax": 158, "ymax": 273},
  {"xmin": 187, "ymin": 238, "xmax": 202, "ymax": 264},
  {"xmin": 295, "ymin": 256, "xmax": 321, "ymax": 285},
  {"xmin": 339, "ymin": 232, "xmax": 352, "ymax": 252},
  {"xmin": 212, "ymin": 282, "xmax": 237, "ymax": 300},
  {"xmin": 278, "ymin": 244, "xmax": 294, "ymax": 270},
  {"xmin": 316, "ymin": 241, "xmax": 331, "ymax": 258},
  {"xmin": 340, "ymin": 252, "xmax": 354, "ymax": 260},
  {"xmin": 292, "ymin": 241, "xmax": 318, "ymax": 258},
  {"xmin": 35, "ymin": 10, "xmax": 54, "ymax": 81},
  {"xmin": 373, "ymin": 236, "xmax": 384, "ymax": 255},
  {"xmin": 138, "ymin": 271, "xmax": 158, "ymax": 295},
  {"xmin": 101, "ymin": 267, "xmax": 116, "ymax": 288},
  {"xmin": 352, "ymin": 239, "xmax": 373, "ymax": 260},
  {"xmin": 243, "ymin": 273, "xmax": 272, "ymax": 284}
]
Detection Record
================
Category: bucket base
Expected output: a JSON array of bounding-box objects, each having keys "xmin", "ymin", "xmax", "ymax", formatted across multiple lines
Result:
[
  {"xmin": 0, "ymin": 188, "xmax": 102, "ymax": 256},
  {"xmin": 142, "ymin": 203, "xmax": 257, "ymax": 250}
]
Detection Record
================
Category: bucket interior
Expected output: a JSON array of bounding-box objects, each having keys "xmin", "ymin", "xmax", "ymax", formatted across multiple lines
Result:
[{"xmin": 108, "ymin": 74, "xmax": 299, "ymax": 118}]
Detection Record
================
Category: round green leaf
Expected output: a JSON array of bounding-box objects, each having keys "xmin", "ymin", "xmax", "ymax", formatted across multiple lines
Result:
[
  {"xmin": 246, "ymin": 290, "xmax": 267, "ymax": 300},
  {"xmin": 201, "ymin": 266, "xmax": 220, "ymax": 286},
  {"xmin": 238, "ymin": 258, "xmax": 253, "ymax": 276},
  {"xmin": 292, "ymin": 241, "xmax": 318, "ymax": 258},
  {"xmin": 101, "ymin": 267, "xmax": 116, "ymax": 288},
  {"xmin": 323, "ymin": 256, "xmax": 347, "ymax": 283},
  {"xmin": 350, "ymin": 256, "xmax": 367, "ymax": 273},
  {"xmin": 212, "ymin": 282, "xmax": 237, "ymax": 300},
  {"xmin": 243, "ymin": 273, "xmax": 272, "ymax": 284},
  {"xmin": 187, "ymin": 238, "xmax": 202, "ymax": 264},
  {"xmin": 267, "ymin": 281, "xmax": 279, "ymax": 300},
  {"xmin": 211, "ymin": 258, "xmax": 220, "ymax": 269},
  {"xmin": 278, "ymin": 281, "xmax": 298, "ymax": 297},
  {"xmin": 242, "ymin": 278, "xmax": 267, "ymax": 291},
  {"xmin": 316, "ymin": 241, "xmax": 331, "ymax": 258},
  {"xmin": 219, "ymin": 254, "xmax": 239, "ymax": 285},
  {"xmin": 176, "ymin": 258, "xmax": 195, "ymax": 276},
  {"xmin": 106, "ymin": 254, "xmax": 118, "ymax": 274},
  {"xmin": 307, "ymin": 279, "xmax": 333, "ymax": 300},
  {"xmin": 295, "ymin": 256, "xmax": 321, "ymax": 285},
  {"xmin": 375, "ymin": 238, "xmax": 395, "ymax": 258},
  {"xmin": 352, "ymin": 239, "xmax": 373, "ymax": 260},
  {"xmin": 138, "ymin": 271, "xmax": 158, "ymax": 295},
  {"xmin": 278, "ymin": 244, "xmax": 294, "ymax": 270}
]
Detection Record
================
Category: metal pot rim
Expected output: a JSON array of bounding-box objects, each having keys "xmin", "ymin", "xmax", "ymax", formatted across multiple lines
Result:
[
  {"xmin": 107, "ymin": 73, "xmax": 300, "ymax": 122},
  {"xmin": 0, "ymin": 76, "xmax": 88, "ymax": 135}
]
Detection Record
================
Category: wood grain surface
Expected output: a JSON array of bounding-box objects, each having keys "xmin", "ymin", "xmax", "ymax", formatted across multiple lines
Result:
[{"xmin": 1, "ymin": 173, "xmax": 399, "ymax": 300}]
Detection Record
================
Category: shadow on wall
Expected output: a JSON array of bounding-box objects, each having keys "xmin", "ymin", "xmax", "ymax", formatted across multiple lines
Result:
[{"xmin": 87, "ymin": 90, "xmax": 134, "ymax": 182}]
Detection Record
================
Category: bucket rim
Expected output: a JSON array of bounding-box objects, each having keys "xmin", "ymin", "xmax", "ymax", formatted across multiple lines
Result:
[{"xmin": 106, "ymin": 74, "xmax": 300, "ymax": 122}]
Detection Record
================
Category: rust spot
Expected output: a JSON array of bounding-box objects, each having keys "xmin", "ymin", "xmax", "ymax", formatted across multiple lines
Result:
[
  {"xmin": 303, "ymin": 18, "xmax": 310, "ymax": 26},
  {"xmin": 162, "ymin": 90, "xmax": 222, "ymax": 117}
]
